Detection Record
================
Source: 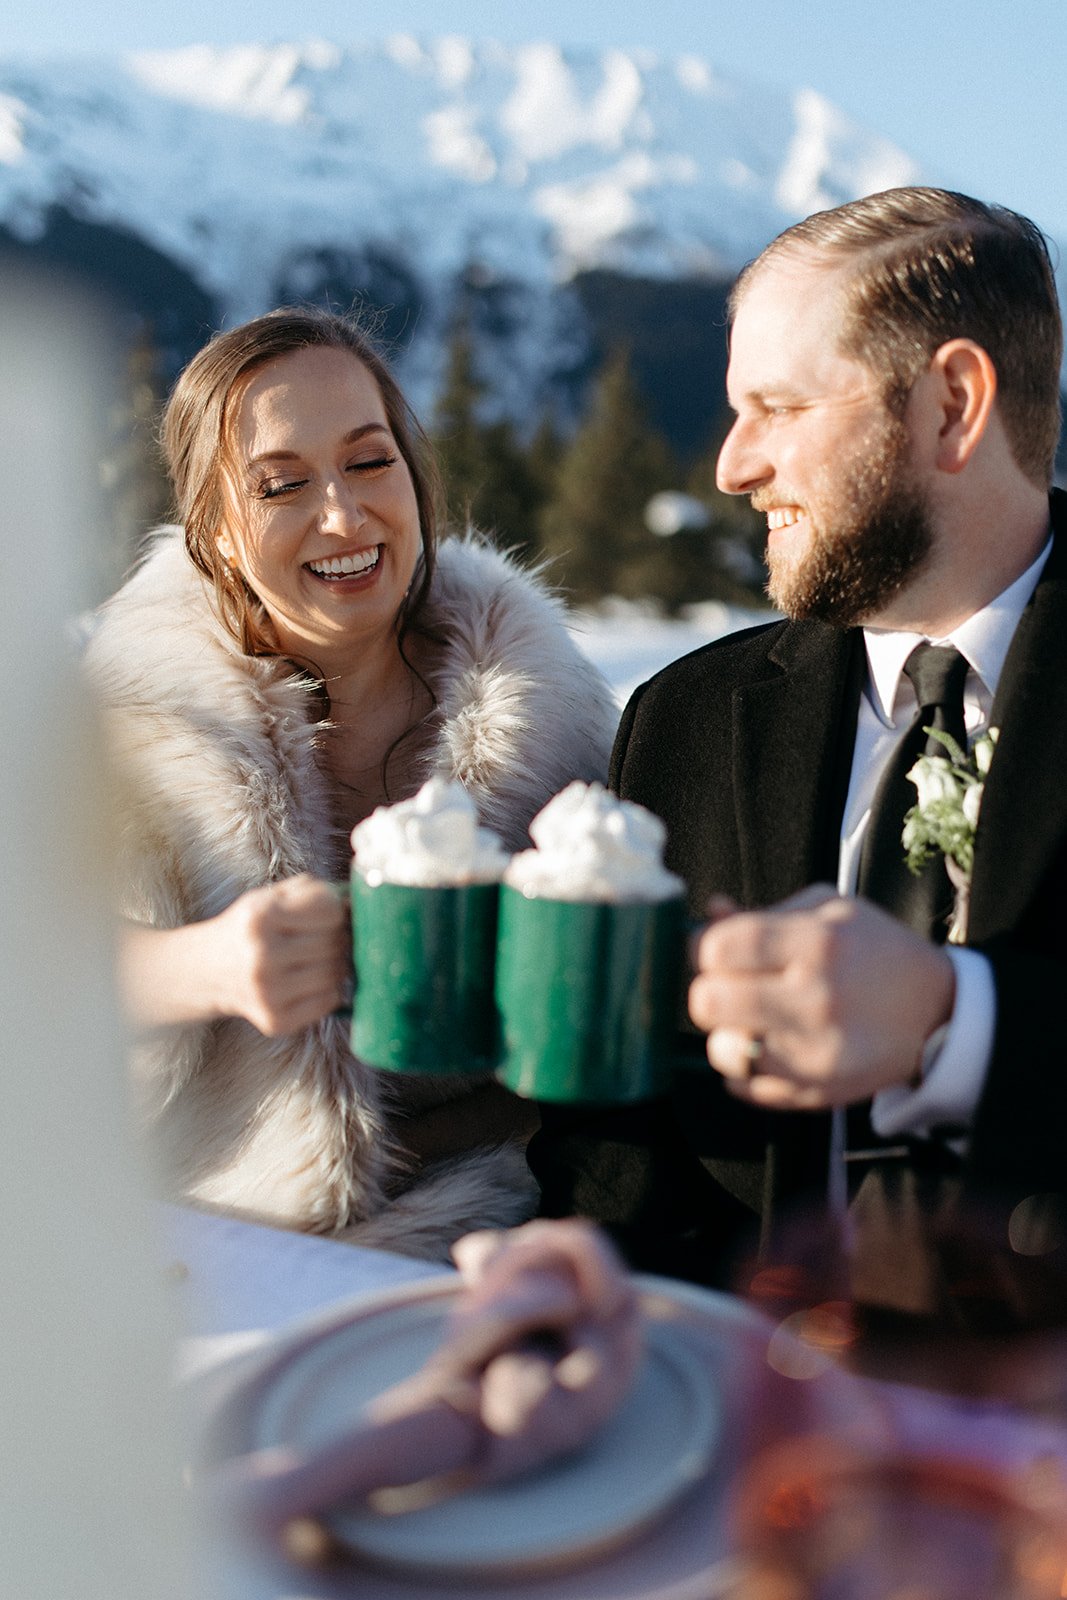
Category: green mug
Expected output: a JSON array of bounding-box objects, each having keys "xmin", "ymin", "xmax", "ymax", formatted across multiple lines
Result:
[
  {"xmin": 493, "ymin": 886, "xmax": 685, "ymax": 1103},
  {"xmin": 349, "ymin": 873, "xmax": 501, "ymax": 1074}
]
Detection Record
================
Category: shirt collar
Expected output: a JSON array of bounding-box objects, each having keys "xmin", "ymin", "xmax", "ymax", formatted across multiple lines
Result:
[{"xmin": 862, "ymin": 536, "xmax": 1052, "ymax": 726}]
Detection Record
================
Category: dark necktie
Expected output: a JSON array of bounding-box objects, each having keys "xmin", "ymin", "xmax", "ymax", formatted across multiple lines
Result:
[{"xmin": 856, "ymin": 642, "xmax": 970, "ymax": 943}]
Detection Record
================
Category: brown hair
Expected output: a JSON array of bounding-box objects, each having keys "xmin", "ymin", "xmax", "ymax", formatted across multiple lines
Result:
[
  {"xmin": 160, "ymin": 306, "xmax": 444, "ymax": 656},
  {"xmin": 730, "ymin": 187, "xmax": 1062, "ymax": 487}
]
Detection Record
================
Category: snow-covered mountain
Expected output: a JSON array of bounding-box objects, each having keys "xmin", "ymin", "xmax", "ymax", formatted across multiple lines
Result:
[{"xmin": 0, "ymin": 38, "xmax": 923, "ymax": 429}]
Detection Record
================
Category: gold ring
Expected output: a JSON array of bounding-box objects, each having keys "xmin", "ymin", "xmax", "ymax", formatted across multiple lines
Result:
[
  {"xmin": 709, "ymin": 1028, "xmax": 766, "ymax": 1080},
  {"xmin": 740, "ymin": 1035, "xmax": 764, "ymax": 1078}
]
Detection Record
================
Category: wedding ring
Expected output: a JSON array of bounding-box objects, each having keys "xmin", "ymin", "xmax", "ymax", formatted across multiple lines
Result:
[
  {"xmin": 739, "ymin": 1034, "xmax": 765, "ymax": 1079},
  {"xmin": 709, "ymin": 1027, "xmax": 765, "ymax": 1080}
]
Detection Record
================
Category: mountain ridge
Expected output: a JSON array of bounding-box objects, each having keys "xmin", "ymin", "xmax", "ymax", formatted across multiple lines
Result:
[
  {"xmin": 0, "ymin": 37, "xmax": 925, "ymax": 435},
  {"xmin": 0, "ymin": 38, "xmax": 922, "ymax": 295}
]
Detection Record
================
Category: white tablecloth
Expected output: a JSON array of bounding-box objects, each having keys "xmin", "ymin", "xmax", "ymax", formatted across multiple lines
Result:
[{"xmin": 159, "ymin": 1204, "xmax": 450, "ymax": 1379}]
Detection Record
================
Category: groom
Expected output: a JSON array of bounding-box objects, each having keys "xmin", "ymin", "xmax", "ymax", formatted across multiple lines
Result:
[{"xmin": 530, "ymin": 187, "xmax": 1067, "ymax": 1290}]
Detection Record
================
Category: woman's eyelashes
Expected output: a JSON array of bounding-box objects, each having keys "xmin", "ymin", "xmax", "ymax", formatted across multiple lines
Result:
[
  {"xmin": 258, "ymin": 476, "xmax": 308, "ymax": 499},
  {"xmin": 255, "ymin": 454, "xmax": 399, "ymax": 500}
]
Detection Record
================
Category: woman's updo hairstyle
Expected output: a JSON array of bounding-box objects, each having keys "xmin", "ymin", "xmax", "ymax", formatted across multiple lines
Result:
[{"xmin": 161, "ymin": 306, "xmax": 443, "ymax": 656}]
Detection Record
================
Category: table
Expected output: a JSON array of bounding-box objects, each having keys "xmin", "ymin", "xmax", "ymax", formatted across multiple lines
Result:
[
  {"xmin": 163, "ymin": 1206, "xmax": 788, "ymax": 1599},
  {"xmin": 164, "ymin": 1206, "xmax": 1067, "ymax": 1600},
  {"xmin": 161, "ymin": 1205, "xmax": 449, "ymax": 1380}
]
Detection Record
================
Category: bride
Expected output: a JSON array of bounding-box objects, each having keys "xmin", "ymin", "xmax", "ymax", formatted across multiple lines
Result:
[{"xmin": 86, "ymin": 306, "xmax": 616, "ymax": 1259}]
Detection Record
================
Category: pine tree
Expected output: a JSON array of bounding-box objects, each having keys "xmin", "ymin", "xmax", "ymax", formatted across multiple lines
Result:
[
  {"xmin": 538, "ymin": 346, "xmax": 679, "ymax": 604},
  {"xmin": 430, "ymin": 322, "xmax": 543, "ymax": 562},
  {"xmin": 99, "ymin": 325, "xmax": 170, "ymax": 571},
  {"xmin": 685, "ymin": 416, "xmax": 769, "ymax": 605},
  {"xmin": 431, "ymin": 322, "xmax": 485, "ymax": 525},
  {"xmin": 526, "ymin": 411, "xmax": 564, "ymax": 507},
  {"xmin": 473, "ymin": 420, "xmax": 545, "ymax": 563}
]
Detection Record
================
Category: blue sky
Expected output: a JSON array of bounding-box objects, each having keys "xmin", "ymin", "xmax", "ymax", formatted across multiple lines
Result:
[{"xmin": 5, "ymin": 0, "xmax": 1067, "ymax": 243}]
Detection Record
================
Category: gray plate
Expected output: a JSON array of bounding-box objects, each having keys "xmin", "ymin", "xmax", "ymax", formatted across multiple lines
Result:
[{"xmin": 246, "ymin": 1281, "xmax": 720, "ymax": 1576}]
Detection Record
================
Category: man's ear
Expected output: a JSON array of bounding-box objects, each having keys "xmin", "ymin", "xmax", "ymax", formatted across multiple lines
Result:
[{"xmin": 928, "ymin": 339, "xmax": 998, "ymax": 474}]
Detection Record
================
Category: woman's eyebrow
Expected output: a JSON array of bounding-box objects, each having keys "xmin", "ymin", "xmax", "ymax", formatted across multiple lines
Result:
[{"xmin": 247, "ymin": 423, "xmax": 392, "ymax": 466}]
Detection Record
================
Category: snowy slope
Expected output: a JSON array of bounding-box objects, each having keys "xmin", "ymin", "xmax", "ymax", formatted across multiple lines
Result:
[
  {"xmin": 0, "ymin": 37, "xmax": 921, "ymax": 317},
  {"xmin": 570, "ymin": 596, "xmax": 771, "ymax": 707}
]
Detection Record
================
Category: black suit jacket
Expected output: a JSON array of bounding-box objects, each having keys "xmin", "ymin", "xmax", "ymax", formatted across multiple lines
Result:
[{"xmin": 530, "ymin": 492, "xmax": 1067, "ymax": 1286}]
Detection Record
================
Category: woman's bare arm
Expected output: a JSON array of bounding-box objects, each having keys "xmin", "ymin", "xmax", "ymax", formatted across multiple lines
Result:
[{"xmin": 118, "ymin": 874, "xmax": 349, "ymax": 1035}]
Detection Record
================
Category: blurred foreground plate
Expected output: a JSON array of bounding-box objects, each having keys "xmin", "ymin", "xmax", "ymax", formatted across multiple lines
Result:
[
  {"xmin": 198, "ymin": 1275, "xmax": 782, "ymax": 1598},
  {"xmin": 256, "ymin": 1286, "xmax": 716, "ymax": 1574}
]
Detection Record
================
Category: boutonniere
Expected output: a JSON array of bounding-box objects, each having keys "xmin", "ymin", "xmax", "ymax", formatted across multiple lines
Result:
[{"xmin": 901, "ymin": 727, "xmax": 999, "ymax": 944}]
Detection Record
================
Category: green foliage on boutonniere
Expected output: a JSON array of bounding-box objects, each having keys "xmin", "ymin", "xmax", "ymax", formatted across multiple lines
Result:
[{"xmin": 902, "ymin": 727, "xmax": 998, "ymax": 880}]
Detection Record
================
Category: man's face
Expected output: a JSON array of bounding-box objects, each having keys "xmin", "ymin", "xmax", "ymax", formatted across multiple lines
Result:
[{"xmin": 717, "ymin": 253, "xmax": 934, "ymax": 627}]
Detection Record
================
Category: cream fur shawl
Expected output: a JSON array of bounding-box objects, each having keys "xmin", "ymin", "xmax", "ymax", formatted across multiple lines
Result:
[{"xmin": 86, "ymin": 528, "xmax": 617, "ymax": 1258}]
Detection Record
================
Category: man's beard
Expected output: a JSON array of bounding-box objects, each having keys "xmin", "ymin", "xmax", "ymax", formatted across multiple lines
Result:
[{"xmin": 765, "ymin": 421, "xmax": 935, "ymax": 627}]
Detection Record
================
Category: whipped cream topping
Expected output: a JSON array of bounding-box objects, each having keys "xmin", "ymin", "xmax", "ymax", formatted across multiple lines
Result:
[
  {"xmin": 351, "ymin": 777, "xmax": 509, "ymax": 887},
  {"xmin": 504, "ymin": 782, "xmax": 683, "ymax": 903}
]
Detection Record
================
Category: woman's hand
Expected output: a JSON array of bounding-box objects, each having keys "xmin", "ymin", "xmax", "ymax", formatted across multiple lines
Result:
[
  {"xmin": 119, "ymin": 874, "xmax": 349, "ymax": 1034},
  {"xmin": 210, "ymin": 875, "xmax": 350, "ymax": 1036}
]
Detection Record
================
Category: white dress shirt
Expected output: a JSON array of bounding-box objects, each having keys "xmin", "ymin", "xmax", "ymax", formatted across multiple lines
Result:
[{"xmin": 833, "ymin": 538, "xmax": 1051, "ymax": 1160}]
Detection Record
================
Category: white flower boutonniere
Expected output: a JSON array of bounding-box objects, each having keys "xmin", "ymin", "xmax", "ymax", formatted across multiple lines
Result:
[{"xmin": 901, "ymin": 727, "xmax": 999, "ymax": 944}]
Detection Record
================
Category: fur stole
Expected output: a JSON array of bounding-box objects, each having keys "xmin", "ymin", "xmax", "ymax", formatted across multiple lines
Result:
[{"xmin": 85, "ymin": 528, "xmax": 617, "ymax": 1258}]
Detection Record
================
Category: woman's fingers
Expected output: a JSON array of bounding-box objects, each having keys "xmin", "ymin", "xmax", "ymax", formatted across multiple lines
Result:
[
  {"xmin": 268, "ymin": 874, "xmax": 350, "ymax": 932},
  {"xmin": 216, "ymin": 876, "xmax": 350, "ymax": 1034}
]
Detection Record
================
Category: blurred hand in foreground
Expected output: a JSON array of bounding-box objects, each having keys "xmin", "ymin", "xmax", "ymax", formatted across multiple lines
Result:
[{"xmin": 210, "ymin": 1219, "xmax": 643, "ymax": 1545}]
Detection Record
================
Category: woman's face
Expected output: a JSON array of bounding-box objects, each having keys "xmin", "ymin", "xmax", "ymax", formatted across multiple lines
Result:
[{"xmin": 218, "ymin": 345, "xmax": 422, "ymax": 670}]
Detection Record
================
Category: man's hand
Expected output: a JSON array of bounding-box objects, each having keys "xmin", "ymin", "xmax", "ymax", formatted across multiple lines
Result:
[{"xmin": 688, "ymin": 885, "xmax": 955, "ymax": 1108}]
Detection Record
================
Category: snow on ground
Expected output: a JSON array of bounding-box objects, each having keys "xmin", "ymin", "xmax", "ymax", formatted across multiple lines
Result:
[{"xmin": 568, "ymin": 597, "xmax": 771, "ymax": 706}]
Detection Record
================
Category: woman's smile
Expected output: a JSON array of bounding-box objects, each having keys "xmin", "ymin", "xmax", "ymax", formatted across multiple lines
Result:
[{"xmin": 304, "ymin": 545, "xmax": 382, "ymax": 581}]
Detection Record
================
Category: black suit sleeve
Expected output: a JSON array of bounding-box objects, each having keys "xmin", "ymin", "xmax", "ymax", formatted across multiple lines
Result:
[
  {"xmin": 607, "ymin": 679, "xmax": 643, "ymax": 792},
  {"xmin": 967, "ymin": 943, "xmax": 1067, "ymax": 1194}
]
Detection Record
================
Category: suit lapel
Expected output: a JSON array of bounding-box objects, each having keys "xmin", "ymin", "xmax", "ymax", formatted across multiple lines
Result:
[
  {"xmin": 968, "ymin": 522, "xmax": 1067, "ymax": 941},
  {"xmin": 732, "ymin": 623, "xmax": 865, "ymax": 907}
]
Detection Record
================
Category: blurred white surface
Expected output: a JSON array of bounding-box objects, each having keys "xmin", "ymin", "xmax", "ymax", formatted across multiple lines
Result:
[
  {"xmin": 0, "ymin": 267, "xmax": 193, "ymax": 1600},
  {"xmin": 163, "ymin": 1204, "xmax": 448, "ymax": 1377}
]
